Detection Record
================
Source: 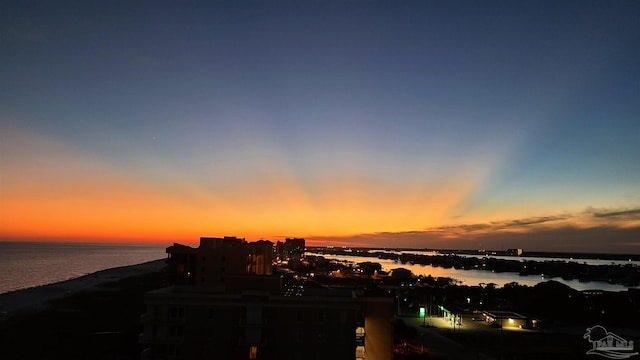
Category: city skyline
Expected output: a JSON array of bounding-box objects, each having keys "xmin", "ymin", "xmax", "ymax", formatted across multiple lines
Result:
[{"xmin": 1, "ymin": 1, "xmax": 639, "ymax": 253}]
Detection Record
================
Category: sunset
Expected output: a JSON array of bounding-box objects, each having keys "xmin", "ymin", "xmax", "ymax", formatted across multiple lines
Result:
[
  {"xmin": 2, "ymin": 2, "xmax": 640, "ymax": 359},
  {"xmin": 1, "ymin": 1, "xmax": 639, "ymax": 252}
]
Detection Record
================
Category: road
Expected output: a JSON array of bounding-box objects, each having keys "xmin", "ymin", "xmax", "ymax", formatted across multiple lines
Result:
[{"xmin": 399, "ymin": 315, "xmax": 497, "ymax": 360}]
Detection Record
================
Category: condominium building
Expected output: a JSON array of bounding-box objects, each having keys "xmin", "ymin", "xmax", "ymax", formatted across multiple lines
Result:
[{"xmin": 142, "ymin": 237, "xmax": 393, "ymax": 360}]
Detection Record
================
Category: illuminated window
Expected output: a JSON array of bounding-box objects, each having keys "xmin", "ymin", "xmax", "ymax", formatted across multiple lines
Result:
[{"xmin": 249, "ymin": 346, "xmax": 257, "ymax": 359}]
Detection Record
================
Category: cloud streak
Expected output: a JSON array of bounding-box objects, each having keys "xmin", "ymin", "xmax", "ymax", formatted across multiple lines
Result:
[
  {"xmin": 588, "ymin": 207, "xmax": 640, "ymax": 218},
  {"xmin": 309, "ymin": 207, "xmax": 640, "ymax": 254},
  {"xmin": 433, "ymin": 214, "xmax": 572, "ymax": 234}
]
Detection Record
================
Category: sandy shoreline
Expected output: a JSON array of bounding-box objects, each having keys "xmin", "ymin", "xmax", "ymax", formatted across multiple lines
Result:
[{"xmin": 0, "ymin": 259, "xmax": 166, "ymax": 319}]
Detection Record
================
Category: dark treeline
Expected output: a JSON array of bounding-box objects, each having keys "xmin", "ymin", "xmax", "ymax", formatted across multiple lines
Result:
[
  {"xmin": 308, "ymin": 248, "xmax": 640, "ymax": 286},
  {"xmin": 387, "ymin": 248, "xmax": 640, "ymax": 261}
]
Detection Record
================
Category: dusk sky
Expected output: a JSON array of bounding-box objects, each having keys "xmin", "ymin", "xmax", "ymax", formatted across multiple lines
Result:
[{"xmin": 1, "ymin": 1, "xmax": 639, "ymax": 252}]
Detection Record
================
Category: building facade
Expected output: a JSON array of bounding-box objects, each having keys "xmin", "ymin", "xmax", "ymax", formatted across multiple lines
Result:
[
  {"xmin": 140, "ymin": 286, "xmax": 392, "ymax": 360},
  {"xmin": 143, "ymin": 237, "xmax": 393, "ymax": 360},
  {"xmin": 283, "ymin": 238, "xmax": 305, "ymax": 261},
  {"xmin": 166, "ymin": 237, "xmax": 274, "ymax": 288}
]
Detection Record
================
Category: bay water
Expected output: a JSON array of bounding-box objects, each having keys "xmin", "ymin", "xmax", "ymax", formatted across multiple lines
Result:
[{"xmin": 312, "ymin": 252, "xmax": 639, "ymax": 292}]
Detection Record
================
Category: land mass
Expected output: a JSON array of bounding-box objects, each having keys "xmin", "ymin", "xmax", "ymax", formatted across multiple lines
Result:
[
  {"xmin": 307, "ymin": 247, "xmax": 640, "ymax": 287},
  {"xmin": 2, "ymin": 253, "xmax": 639, "ymax": 360}
]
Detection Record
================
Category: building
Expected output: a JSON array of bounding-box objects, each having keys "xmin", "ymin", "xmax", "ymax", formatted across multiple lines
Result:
[
  {"xmin": 143, "ymin": 237, "xmax": 394, "ymax": 360},
  {"xmin": 482, "ymin": 311, "xmax": 529, "ymax": 328},
  {"xmin": 140, "ymin": 286, "xmax": 393, "ymax": 360},
  {"xmin": 166, "ymin": 237, "xmax": 275, "ymax": 288},
  {"xmin": 274, "ymin": 241, "xmax": 285, "ymax": 261},
  {"xmin": 283, "ymin": 238, "xmax": 305, "ymax": 261},
  {"xmin": 506, "ymin": 248, "xmax": 524, "ymax": 256},
  {"xmin": 165, "ymin": 243, "xmax": 199, "ymax": 285},
  {"xmin": 248, "ymin": 240, "xmax": 274, "ymax": 276}
]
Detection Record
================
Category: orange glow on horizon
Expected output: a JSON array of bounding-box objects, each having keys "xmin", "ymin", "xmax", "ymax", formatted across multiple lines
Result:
[
  {"xmin": 3, "ymin": 129, "xmax": 638, "ymax": 249},
  {"xmin": 1, "ymin": 131, "xmax": 483, "ymax": 243}
]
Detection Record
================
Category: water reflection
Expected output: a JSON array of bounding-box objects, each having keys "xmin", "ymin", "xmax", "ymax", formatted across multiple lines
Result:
[
  {"xmin": 313, "ymin": 253, "xmax": 637, "ymax": 292},
  {"xmin": 395, "ymin": 250, "xmax": 640, "ymax": 267}
]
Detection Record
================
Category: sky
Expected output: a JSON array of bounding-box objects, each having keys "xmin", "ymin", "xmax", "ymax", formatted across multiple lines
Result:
[{"xmin": 1, "ymin": 0, "xmax": 639, "ymax": 253}]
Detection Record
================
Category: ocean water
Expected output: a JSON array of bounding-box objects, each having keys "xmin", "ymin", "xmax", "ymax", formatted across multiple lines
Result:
[{"xmin": 0, "ymin": 242, "xmax": 167, "ymax": 294}]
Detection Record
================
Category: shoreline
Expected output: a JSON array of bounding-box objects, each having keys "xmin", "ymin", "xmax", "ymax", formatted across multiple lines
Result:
[
  {"xmin": 0, "ymin": 258, "xmax": 166, "ymax": 320},
  {"xmin": 308, "ymin": 249, "xmax": 640, "ymax": 289}
]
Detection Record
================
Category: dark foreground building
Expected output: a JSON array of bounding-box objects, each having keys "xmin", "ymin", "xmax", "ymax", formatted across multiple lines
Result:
[{"xmin": 140, "ymin": 237, "xmax": 393, "ymax": 360}]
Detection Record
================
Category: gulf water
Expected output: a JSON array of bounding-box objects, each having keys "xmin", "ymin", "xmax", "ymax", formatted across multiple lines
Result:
[{"xmin": 0, "ymin": 242, "xmax": 166, "ymax": 294}]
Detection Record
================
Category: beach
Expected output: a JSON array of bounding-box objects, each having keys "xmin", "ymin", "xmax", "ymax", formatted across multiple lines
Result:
[
  {"xmin": 0, "ymin": 259, "xmax": 168, "ymax": 360},
  {"xmin": 0, "ymin": 258, "xmax": 166, "ymax": 319}
]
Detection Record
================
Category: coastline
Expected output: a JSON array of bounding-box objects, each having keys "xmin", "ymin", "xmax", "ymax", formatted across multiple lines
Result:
[
  {"xmin": 0, "ymin": 258, "xmax": 166, "ymax": 320},
  {"xmin": 308, "ymin": 249, "xmax": 640, "ymax": 290}
]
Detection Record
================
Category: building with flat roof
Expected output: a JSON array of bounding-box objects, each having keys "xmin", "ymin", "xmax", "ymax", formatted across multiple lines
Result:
[
  {"xmin": 140, "ymin": 285, "xmax": 393, "ymax": 360},
  {"xmin": 144, "ymin": 237, "xmax": 394, "ymax": 360},
  {"xmin": 248, "ymin": 240, "xmax": 273, "ymax": 276},
  {"xmin": 482, "ymin": 311, "xmax": 530, "ymax": 328},
  {"xmin": 166, "ymin": 237, "xmax": 274, "ymax": 289},
  {"xmin": 283, "ymin": 238, "xmax": 305, "ymax": 261}
]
